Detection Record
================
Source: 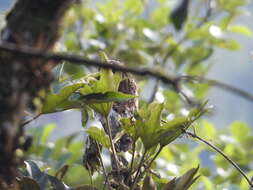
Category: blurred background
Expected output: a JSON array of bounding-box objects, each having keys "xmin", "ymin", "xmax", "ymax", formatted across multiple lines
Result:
[
  {"xmin": 1, "ymin": 0, "xmax": 253, "ymax": 135},
  {"xmin": 1, "ymin": 1, "xmax": 253, "ymax": 189}
]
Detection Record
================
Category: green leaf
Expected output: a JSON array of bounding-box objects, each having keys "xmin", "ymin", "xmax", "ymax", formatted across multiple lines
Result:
[
  {"xmin": 201, "ymin": 176, "xmax": 214, "ymax": 190},
  {"xmin": 220, "ymin": 14, "xmax": 236, "ymax": 30},
  {"xmin": 216, "ymin": 39, "xmax": 241, "ymax": 50},
  {"xmin": 230, "ymin": 121, "xmax": 251, "ymax": 143},
  {"xmin": 81, "ymin": 107, "xmax": 89, "ymax": 128},
  {"xmin": 86, "ymin": 127, "xmax": 110, "ymax": 148},
  {"xmin": 121, "ymin": 117, "xmax": 139, "ymax": 142},
  {"xmin": 41, "ymin": 124, "xmax": 56, "ymax": 144},
  {"xmin": 159, "ymin": 117, "xmax": 189, "ymax": 147},
  {"xmin": 137, "ymin": 103, "xmax": 164, "ymax": 149},
  {"xmin": 164, "ymin": 166, "xmax": 200, "ymax": 190},
  {"xmin": 78, "ymin": 57, "xmax": 123, "ymax": 116},
  {"xmin": 196, "ymin": 120, "xmax": 216, "ymax": 139},
  {"xmin": 174, "ymin": 166, "xmax": 200, "ymax": 190},
  {"xmin": 81, "ymin": 91, "xmax": 136, "ymax": 104},
  {"xmin": 41, "ymin": 83, "xmax": 84, "ymax": 113},
  {"xmin": 228, "ymin": 25, "xmax": 252, "ymax": 36}
]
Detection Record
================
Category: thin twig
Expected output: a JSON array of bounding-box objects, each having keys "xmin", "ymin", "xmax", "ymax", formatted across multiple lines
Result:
[
  {"xmin": 137, "ymin": 146, "xmax": 163, "ymax": 182},
  {"xmin": 131, "ymin": 150, "xmax": 147, "ymax": 190},
  {"xmin": 180, "ymin": 75, "xmax": 253, "ymax": 103},
  {"xmin": 21, "ymin": 113, "xmax": 41, "ymax": 126},
  {"xmin": 0, "ymin": 41, "xmax": 177, "ymax": 87},
  {"xmin": 95, "ymin": 141, "xmax": 111, "ymax": 190},
  {"xmin": 105, "ymin": 116, "xmax": 120, "ymax": 173},
  {"xmin": 129, "ymin": 143, "xmax": 136, "ymax": 173},
  {"xmin": 184, "ymin": 130, "xmax": 253, "ymax": 188}
]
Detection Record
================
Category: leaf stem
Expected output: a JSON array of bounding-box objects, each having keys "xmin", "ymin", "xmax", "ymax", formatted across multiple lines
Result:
[
  {"xmin": 105, "ymin": 116, "xmax": 120, "ymax": 173},
  {"xmin": 95, "ymin": 141, "xmax": 111, "ymax": 190},
  {"xmin": 21, "ymin": 113, "xmax": 41, "ymax": 126},
  {"xmin": 137, "ymin": 146, "xmax": 163, "ymax": 183},
  {"xmin": 130, "ymin": 143, "xmax": 136, "ymax": 173},
  {"xmin": 130, "ymin": 149, "xmax": 147, "ymax": 190}
]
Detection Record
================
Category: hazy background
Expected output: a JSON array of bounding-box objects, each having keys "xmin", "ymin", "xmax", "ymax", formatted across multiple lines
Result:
[{"xmin": 1, "ymin": 1, "xmax": 253, "ymax": 138}]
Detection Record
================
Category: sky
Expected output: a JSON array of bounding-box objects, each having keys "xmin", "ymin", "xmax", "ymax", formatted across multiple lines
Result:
[{"xmin": 207, "ymin": 1, "xmax": 253, "ymax": 128}]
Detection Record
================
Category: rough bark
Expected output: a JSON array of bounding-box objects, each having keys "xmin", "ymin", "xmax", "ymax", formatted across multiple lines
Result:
[{"xmin": 0, "ymin": 0, "xmax": 73, "ymax": 188}]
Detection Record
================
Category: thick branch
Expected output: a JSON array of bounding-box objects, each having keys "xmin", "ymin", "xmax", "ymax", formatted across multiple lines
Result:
[
  {"xmin": 0, "ymin": 41, "xmax": 178, "ymax": 87},
  {"xmin": 0, "ymin": 0, "xmax": 73, "ymax": 187}
]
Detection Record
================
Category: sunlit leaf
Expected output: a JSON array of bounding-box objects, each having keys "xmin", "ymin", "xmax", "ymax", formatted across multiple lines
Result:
[
  {"xmin": 228, "ymin": 25, "xmax": 252, "ymax": 36},
  {"xmin": 159, "ymin": 117, "xmax": 188, "ymax": 147},
  {"xmin": 41, "ymin": 83, "xmax": 84, "ymax": 113},
  {"xmin": 164, "ymin": 166, "xmax": 200, "ymax": 190},
  {"xmin": 41, "ymin": 124, "xmax": 56, "ymax": 144},
  {"xmin": 86, "ymin": 127, "xmax": 110, "ymax": 148},
  {"xmin": 230, "ymin": 121, "xmax": 251, "ymax": 143}
]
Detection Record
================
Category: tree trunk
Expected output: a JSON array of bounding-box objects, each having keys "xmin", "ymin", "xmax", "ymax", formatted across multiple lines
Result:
[{"xmin": 0, "ymin": 0, "xmax": 73, "ymax": 188}]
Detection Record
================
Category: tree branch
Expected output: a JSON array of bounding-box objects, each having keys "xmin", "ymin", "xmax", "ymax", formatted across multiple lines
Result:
[
  {"xmin": 0, "ymin": 42, "xmax": 253, "ymax": 105},
  {"xmin": 0, "ymin": 41, "xmax": 178, "ymax": 85},
  {"xmin": 180, "ymin": 75, "xmax": 253, "ymax": 103},
  {"xmin": 184, "ymin": 130, "xmax": 253, "ymax": 188},
  {"xmin": 0, "ymin": 0, "xmax": 73, "ymax": 186}
]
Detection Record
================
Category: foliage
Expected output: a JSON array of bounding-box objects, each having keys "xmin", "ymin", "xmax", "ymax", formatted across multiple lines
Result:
[{"xmin": 15, "ymin": 0, "xmax": 253, "ymax": 189}]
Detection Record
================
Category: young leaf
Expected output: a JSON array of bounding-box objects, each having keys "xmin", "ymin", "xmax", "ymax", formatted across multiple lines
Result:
[
  {"xmin": 174, "ymin": 166, "xmax": 200, "ymax": 190},
  {"xmin": 78, "ymin": 57, "xmax": 123, "ymax": 116},
  {"xmin": 163, "ymin": 166, "xmax": 200, "ymax": 190},
  {"xmin": 81, "ymin": 107, "xmax": 89, "ymax": 128},
  {"xmin": 228, "ymin": 25, "xmax": 252, "ymax": 36},
  {"xmin": 86, "ymin": 127, "xmax": 110, "ymax": 148},
  {"xmin": 41, "ymin": 124, "xmax": 56, "ymax": 144},
  {"xmin": 121, "ymin": 117, "xmax": 139, "ymax": 142},
  {"xmin": 159, "ymin": 117, "xmax": 189, "ymax": 147},
  {"xmin": 137, "ymin": 103, "xmax": 164, "ymax": 150},
  {"xmin": 41, "ymin": 83, "xmax": 84, "ymax": 113}
]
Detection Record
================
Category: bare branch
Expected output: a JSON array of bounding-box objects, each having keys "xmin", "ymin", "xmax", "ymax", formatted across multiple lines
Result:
[
  {"xmin": 181, "ymin": 75, "xmax": 253, "ymax": 102},
  {"xmin": 184, "ymin": 130, "xmax": 253, "ymax": 188},
  {"xmin": 0, "ymin": 41, "xmax": 177, "ymax": 86},
  {"xmin": 1, "ymin": 42, "xmax": 253, "ymax": 104}
]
